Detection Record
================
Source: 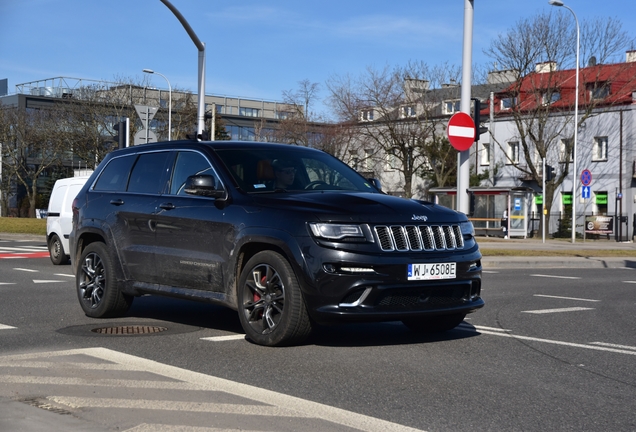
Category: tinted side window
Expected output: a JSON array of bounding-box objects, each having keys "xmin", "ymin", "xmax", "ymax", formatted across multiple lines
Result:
[
  {"xmin": 93, "ymin": 155, "xmax": 136, "ymax": 192},
  {"xmin": 169, "ymin": 151, "xmax": 217, "ymax": 195},
  {"xmin": 127, "ymin": 152, "xmax": 171, "ymax": 194}
]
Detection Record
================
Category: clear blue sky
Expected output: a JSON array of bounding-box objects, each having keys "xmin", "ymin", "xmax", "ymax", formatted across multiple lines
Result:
[{"xmin": 2, "ymin": 0, "xmax": 635, "ymax": 113}]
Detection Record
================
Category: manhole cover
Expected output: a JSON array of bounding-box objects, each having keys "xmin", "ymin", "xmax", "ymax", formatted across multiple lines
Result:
[{"xmin": 91, "ymin": 325, "xmax": 168, "ymax": 335}]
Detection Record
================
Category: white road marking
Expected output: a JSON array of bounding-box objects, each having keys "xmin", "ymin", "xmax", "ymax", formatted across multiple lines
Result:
[
  {"xmin": 589, "ymin": 342, "xmax": 636, "ymax": 351},
  {"xmin": 622, "ymin": 281, "xmax": 636, "ymax": 284},
  {"xmin": 530, "ymin": 274, "xmax": 580, "ymax": 280},
  {"xmin": 54, "ymin": 273, "xmax": 75, "ymax": 278},
  {"xmin": 33, "ymin": 280, "xmax": 66, "ymax": 284},
  {"xmin": 13, "ymin": 268, "xmax": 38, "ymax": 272},
  {"xmin": 482, "ymin": 270, "xmax": 499, "ymax": 274},
  {"xmin": 522, "ymin": 307, "xmax": 595, "ymax": 314},
  {"xmin": 0, "ymin": 246, "xmax": 47, "ymax": 252},
  {"xmin": 0, "ymin": 348, "xmax": 423, "ymax": 432},
  {"xmin": 0, "ymin": 324, "xmax": 16, "ymax": 330},
  {"xmin": 458, "ymin": 323, "xmax": 511, "ymax": 333},
  {"xmin": 124, "ymin": 425, "xmax": 261, "ymax": 432},
  {"xmin": 534, "ymin": 294, "xmax": 600, "ymax": 302},
  {"xmin": 460, "ymin": 328, "xmax": 636, "ymax": 356},
  {"xmin": 0, "ymin": 282, "xmax": 16, "ymax": 285},
  {"xmin": 200, "ymin": 334, "xmax": 246, "ymax": 342}
]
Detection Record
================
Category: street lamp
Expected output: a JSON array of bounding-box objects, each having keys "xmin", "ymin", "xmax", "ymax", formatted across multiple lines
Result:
[
  {"xmin": 143, "ymin": 69, "xmax": 172, "ymax": 141},
  {"xmin": 549, "ymin": 0, "xmax": 579, "ymax": 244}
]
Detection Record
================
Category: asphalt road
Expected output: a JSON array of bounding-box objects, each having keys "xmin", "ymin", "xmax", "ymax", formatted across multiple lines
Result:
[{"xmin": 0, "ymin": 237, "xmax": 635, "ymax": 431}]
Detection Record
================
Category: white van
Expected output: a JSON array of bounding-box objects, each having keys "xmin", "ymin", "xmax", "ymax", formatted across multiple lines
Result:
[{"xmin": 46, "ymin": 176, "xmax": 90, "ymax": 265}]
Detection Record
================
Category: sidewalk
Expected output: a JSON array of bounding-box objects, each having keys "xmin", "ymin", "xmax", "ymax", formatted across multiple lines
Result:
[{"xmin": 478, "ymin": 236, "xmax": 636, "ymax": 269}]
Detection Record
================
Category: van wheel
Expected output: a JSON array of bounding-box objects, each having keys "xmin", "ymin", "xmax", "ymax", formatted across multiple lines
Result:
[
  {"xmin": 76, "ymin": 242, "xmax": 132, "ymax": 318},
  {"xmin": 238, "ymin": 251, "xmax": 312, "ymax": 347},
  {"xmin": 48, "ymin": 234, "xmax": 68, "ymax": 265},
  {"xmin": 402, "ymin": 313, "xmax": 466, "ymax": 333}
]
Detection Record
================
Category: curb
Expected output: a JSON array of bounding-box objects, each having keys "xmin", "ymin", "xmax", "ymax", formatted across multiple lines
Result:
[{"xmin": 481, "ymin": 256, "xmax": 636, "ymax": 269}]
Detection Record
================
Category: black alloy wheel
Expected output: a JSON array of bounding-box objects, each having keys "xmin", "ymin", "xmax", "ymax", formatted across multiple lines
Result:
[
  {"xmin": 238, "ymin": 251, "xmax": 311, "ymax": 347},
  {"xmin": 76, "ymin": 242, "xmax": 132, "ymax": 318}
]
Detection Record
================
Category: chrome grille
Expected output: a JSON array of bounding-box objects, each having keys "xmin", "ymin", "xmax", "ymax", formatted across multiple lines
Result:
[{"xmin": 373, "ymin": 225, "xmax": 464, "ymax": 252}]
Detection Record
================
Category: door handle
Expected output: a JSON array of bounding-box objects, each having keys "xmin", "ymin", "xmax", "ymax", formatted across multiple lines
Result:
[
  {"xmin": 159, "ymin": 202, "xmax": 176, "ymax": 210},
  {"xmin": 109, "ymin": 199, "xmax": 124, "ymax": 206}
]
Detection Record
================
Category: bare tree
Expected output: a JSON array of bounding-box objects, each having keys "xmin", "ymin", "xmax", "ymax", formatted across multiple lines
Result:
[
  {"xmin": 327, "ymin": 61, "xmax": 461, "ymax": 198},
  {"xmin": 484, "ymin": 11, "xmax": 635, "ymax": 232},
  {"xmin": 0, "ymin": 104, "xmax": 68, "ymax": 217}
]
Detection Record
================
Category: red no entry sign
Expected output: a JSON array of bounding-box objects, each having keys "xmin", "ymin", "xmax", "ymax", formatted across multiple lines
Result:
[{"xmin": 447, "ymin": 112, "xmax": 476, "ymax": 151}]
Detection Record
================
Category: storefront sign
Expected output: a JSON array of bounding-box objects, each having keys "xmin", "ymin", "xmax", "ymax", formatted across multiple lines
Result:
[
  {"xmin": 585, "ymin": 215, "xmax": 613, "ymax": 235},
  {"xmin": 595, "ymin": 193, "xmax": 608, "ymax": 205},
  {"xmin": 535, "ymin": 195, "xmax": 543, "ymax": 205}
]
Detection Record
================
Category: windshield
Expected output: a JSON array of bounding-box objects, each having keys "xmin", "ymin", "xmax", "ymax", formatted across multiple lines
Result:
[{"xmin": 214, "ymin": 147, "xmax": 380, "ymax": 194}]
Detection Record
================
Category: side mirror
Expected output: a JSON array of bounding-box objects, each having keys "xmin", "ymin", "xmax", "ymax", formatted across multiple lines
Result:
[
  {"xmin": 184, "ymin": 175, "xmax": 225, "ymax": 198},
  {"xmin": 367, "ymin": 178, "xmax": 382, "ymax": 191}
]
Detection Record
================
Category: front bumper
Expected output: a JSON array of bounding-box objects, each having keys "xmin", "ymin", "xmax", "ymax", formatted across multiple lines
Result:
[{"xmin": 299, "ymin": 243, "xmax": 484, "ymax": 324}]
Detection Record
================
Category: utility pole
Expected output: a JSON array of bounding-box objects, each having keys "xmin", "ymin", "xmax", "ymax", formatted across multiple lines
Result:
[{"xmin": 457, "ymin": 0, "xmax": 474, "ymax": 214}]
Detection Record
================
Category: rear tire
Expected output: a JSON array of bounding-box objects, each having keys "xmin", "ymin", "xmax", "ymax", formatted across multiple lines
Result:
[
  {"xmin": 76, "ymin": 242, "xmax": 132, "ymax": 318},
  {"xmin": 237, "ymin": 251, "xmax": 312, "ymax": 347},
  {"xmin": 48, "ymin": 234, "xmax": 68, "ymax": 265},
  {"xmin": 402, "ymin": 313, "xmax": 466, "ymax": 333}
]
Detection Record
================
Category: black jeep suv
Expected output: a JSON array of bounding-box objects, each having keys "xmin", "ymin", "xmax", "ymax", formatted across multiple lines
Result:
[{"xmin": 70, "ymin": 140, "xmax": 483, "ymax": 346}]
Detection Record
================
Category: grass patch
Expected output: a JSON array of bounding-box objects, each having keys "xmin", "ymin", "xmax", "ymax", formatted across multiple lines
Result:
[
  {"xmin": 480, "ymin": 248, "xmax": 636, "ymax": 258},
  {"xmin": 0, "ymin": 217, "xmax": 47, "ymax": 235}
]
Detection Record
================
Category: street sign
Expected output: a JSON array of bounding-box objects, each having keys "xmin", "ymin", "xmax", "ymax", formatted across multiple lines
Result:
[
  {"xmin": 582, "ymin": 185, "xmax": 590, "ymax": 199},
  {"xmin": 447, "ymin": 112, "xmax": 476, "ymax": 151},
  {"xmin": 581, "ymin": 169, "xmax": 592, "ymax": 186},
  {"xmin": 134, "ymin": 129, "xmax": 157, "ymax": 145}
]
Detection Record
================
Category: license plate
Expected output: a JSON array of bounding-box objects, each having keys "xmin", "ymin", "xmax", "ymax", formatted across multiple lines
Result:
[{"xmin": 407, "ymin": 262, "xmax": 456, "ymax": 280}]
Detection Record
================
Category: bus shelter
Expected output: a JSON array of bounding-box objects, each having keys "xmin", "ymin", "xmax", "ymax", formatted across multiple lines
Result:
[{"xmin": 428, "ymin": 187, "xmax": 534, "ymax": 238}]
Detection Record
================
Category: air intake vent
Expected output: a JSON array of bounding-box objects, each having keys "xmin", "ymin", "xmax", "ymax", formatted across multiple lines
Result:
[{"xmin": 373, "ymin": 225, "xmax": 464, "ymax": 252}]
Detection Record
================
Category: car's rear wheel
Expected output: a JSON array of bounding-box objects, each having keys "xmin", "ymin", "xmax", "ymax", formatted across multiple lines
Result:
[
  {"xmin": 402, "ymin": 313, "xmax": 466, "ymax": 333},
  {"xmin": 76, "ymin": 242, "xmax": 132, "ymax": 318},
  {"xmin": 48, "ymin": 234, "xmax": 68, "ymax": 265},
  {"xmin": 238, "ymin": 251, "xmax": 312, "ymax": 346}
]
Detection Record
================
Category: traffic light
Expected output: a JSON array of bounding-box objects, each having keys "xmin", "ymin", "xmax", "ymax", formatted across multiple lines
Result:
[
  {"xmin": 113, "ymin": 119, "xmax": 128, "ymax": 149},
  {"xmin": 545, "ymin": 164, "xmax": 556, "ymax": 181},
  {"xmin": 471, "ymin": 98, "xmax": 489, "ymax": 142}
]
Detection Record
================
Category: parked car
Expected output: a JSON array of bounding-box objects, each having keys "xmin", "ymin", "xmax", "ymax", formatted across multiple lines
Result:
[
  {"xmin": 46, "ymin": 176, "xmax": 90, "ymax": 265},
  {"xmin": 70, "ymin": 140, "xmax": 483, "ymax": 346}
]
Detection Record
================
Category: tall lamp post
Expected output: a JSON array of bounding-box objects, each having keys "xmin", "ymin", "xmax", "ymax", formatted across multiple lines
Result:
[
  {"xmin": 143, "ymin": 69, "xmax": 172, "ymax": 141},
  {"xmin": 549, "ymin": 0, "xmax": 579, "ymax": 244}
]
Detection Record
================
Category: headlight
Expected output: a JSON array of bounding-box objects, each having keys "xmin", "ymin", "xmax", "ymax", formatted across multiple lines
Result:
[
  {"xmin": 309, "ymin": 223, "xmax": 366, "ymax": 240},
  {"xmin": 460, "ymin": 221, "xmax": 475, "ymax": 236}
]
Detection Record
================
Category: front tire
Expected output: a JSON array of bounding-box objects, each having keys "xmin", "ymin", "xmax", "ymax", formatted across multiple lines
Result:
[
  {"xmin": 48, "ymin": 234, "xmax": 68, "ymax": 265},
  {"xmin": 76, "ymin": 242, "xmax": 132, "ymax": 318},
  {"xmin": 238, "ymin": 251, "xmax": 312, "ymax": 346},
  {"xmin": 402, "ymin": 313, "xmax": 466, "ymax": 333}
]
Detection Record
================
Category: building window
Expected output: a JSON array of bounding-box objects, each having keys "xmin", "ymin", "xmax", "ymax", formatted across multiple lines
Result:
[
  {"xmin": 480, "ymin": 142, "xmax": 490, "ymax": 166},
  {"xmin": 385, "ymin": 150, "xmax": 398, "ymax": 171},
  {"xmin": 589, "ymin": 83, "xmax": 610, "ymax": 100},
  {"xmin": 239, "ymin": 107, "xmax": 260, "ymax": 117},
  {"xmin": 401, "ymin": 105, "xmax": 416, "ymax": 118},
  {"xmin": 593, "ymin": 136, "xmax": 608, "ymax": 161},
  {"xmin": 276, "ymin": 111, "xmax": 293, "ymax": 119},
  {"xmin": 501, "ymin": 96, "xmax": 517, "ymax": 110},
  {"xmin": 543, "ymin": 91, "xmax": 560, "ymax": 104},
  {"xmin": 507, "ymin": 141, "xmax": 519, "ymax": 164},
  {"xmin": 363, "ymin": 149, "xmax": 373, "ymax": 171},
  {"xmin": 444, "ymin": 100, "xmax": 461, "ymax": 115},
  {"xmin": 360, "ymin": 109, "xmax": 374, "ymax": 121},
  {"xmin": 560, "ymin": 138, "xmax": 573, "ymax": 163}
]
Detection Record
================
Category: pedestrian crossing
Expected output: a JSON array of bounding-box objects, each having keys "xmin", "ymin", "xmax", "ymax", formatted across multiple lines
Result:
[
  {"xmin": 0, "ymin": 348, "xmax": 423, "ymax": 432},
  {"xmin": 0, "ymin": 242, "xmax": 49, "ymax": 259}
]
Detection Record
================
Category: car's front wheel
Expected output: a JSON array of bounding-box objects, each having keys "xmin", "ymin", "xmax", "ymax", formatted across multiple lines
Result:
[
  {"xmin": 237, "ymin": 251, "xmax": 312, "ymax": 346},
  {"xmin": 48, "ymin": 234, "xmax": 68, "ymax": 265},
  {"xmin": 76, "ymin": 242, "xmax": 133, "ymax": 318},
  {"xmin": 402, "ymin": 313, "xmax": 466, "ymax": 333}
]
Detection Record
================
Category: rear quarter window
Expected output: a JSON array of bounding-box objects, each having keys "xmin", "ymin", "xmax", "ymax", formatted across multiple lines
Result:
[{"xmin": 94, "ymin": 155, "xmax": 136, "ymax": 192}]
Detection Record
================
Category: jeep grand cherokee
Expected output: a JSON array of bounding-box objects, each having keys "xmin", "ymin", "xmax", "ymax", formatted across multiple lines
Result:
[{"xmin": 70, "ymin": 140, "xmax": 483, "ymax": 346}]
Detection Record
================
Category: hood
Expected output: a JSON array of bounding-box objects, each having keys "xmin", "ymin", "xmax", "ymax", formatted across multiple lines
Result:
[{"xmin": 251, "ymin": 191, "xmax": 465, "ymax": 224}]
